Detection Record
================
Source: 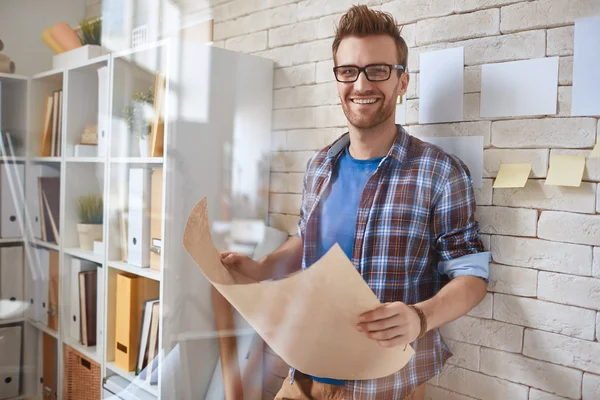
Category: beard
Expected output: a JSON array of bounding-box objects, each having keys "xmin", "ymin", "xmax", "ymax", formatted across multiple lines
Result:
[{"xmin": 341, "ymin": 86, "xmax": 398, "ymax": 130}]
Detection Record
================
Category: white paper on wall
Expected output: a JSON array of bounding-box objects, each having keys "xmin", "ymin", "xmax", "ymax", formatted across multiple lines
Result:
[
  {"xmin": 418, "ymin": 47, "xmax": 464, "ymax": 124},
  {"xmin": 395, "ymin": 94, "xmax": 407, "ymax": 125},
  {"xmin": 419, "ymin": 136, "xmax": 484, "ymax": 189},
  {"xmin": 572, "ymin": 16, "xmax": 600, "ymax": 117},
  {"xmin": 480, "ymin": 57, "xmax": 559, "ymax": 118}
]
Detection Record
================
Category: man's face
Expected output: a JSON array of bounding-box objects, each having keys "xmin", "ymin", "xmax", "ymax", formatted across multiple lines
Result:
[{"xmin": 334, "ymin": 34, "xmax": 409, "ymax": 130}]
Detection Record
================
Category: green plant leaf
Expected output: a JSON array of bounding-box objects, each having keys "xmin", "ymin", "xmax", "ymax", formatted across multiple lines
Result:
[{"xmin": 77, "ymin": 194, "xmax": 103, "ymax": 224}]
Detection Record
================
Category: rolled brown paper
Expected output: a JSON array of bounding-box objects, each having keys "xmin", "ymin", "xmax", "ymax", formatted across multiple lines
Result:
[
  {"xmin": 0, "ymin": 59, "xmax": 15, "ymax": 74},
  {"xmin": 0, "ymin": 39, "xmax": 4, "ymax": 52},
  {"xmin": 49, "ymin": 22, "xmax": 81, "ymax": 51},
  {"xmin": 0, "ymin": 54, "xmax": 9, "ymax": 62}
]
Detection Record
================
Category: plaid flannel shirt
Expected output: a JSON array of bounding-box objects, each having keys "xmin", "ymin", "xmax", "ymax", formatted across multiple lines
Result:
[{"xmin": 294, "ymin": 125, "xmax": 486, "ymax": 399}]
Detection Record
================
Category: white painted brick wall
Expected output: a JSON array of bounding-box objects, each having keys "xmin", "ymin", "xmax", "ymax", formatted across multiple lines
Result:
[
  {"xmin": 464, "ymin": 66, "xmax": 481, "ymax": 93},
  {"xmin": 594, "ymin": 248, "xmax": 600, "ymax": 278},
  {"xmin": 215, "ymin": 4, "xmax": 298, "ymax": 41},
  {"xmin": 437, "ymin": 364, "xmax": 529, "ymax": 400},
  {"xmin": 493, "ymin": 293, "xmax": 596, "ymax": 340},
  {"xmin": 315, "ymin": 60, "xmax": 334, "ymax": 83},
  {"xmin": 225, "ymin": 31, "xmax": 268, "ymax": 52},
  {"xmin": 274, "ymin": 64, "xmax": 316, "ymax": 89},
  {"xmin": 269, "ymin": 20, "xmax": 320, "ymax": 47},
  {"xmin": 269, "ymin": 193, "xmax": 302, "ymax": 214},
  {"xmin": 491, "ymin": 118, "xmax": 597, "ymax": 149},
  {"xmin": 524, "ymin": 329, "xmax": 600, "ymax": 375},
  {"xmin": 270, "ymin": 172, "xmax": 304, "ymax": 193},
  {"xmin": 474, "ymin": 179, "xmax": 492, "ymax": 206},
  {"xmin": 500, "ymin": 0, "xmax": 600, "ymax": 33},
  {"xmin": 551, "ymin": 149, "xmax": 600, "ymax": 182},
  {"xmin": 269, "ymin": 213, "xmax": 299, "ymax": 235},
  {"xmin": 317, "ymin": 13, "xmax": 344, "ymax": 40},
  {"xmin": 492, "ymin": 180, "xmax": 597, "ymax": 214},
  {"xmin": 425, "ymin": 386, "xmax": 474, "ymax": 400},
  {"xmin": 559, "ymin": 56, "xmax": 573, "ymax": 86},
  {"xmin": 583, "ymin": 373, "xmax": 600, "ymax": 400},
  {"xmin": 415, "ymin": 8, "xmax": 500, "ymax": 46},
  {"xmin": 273, "ymin": 105, "xmax": 346, "ymax": 129},
  {"xmin": 529, "ymin": 388, "xmax": 571, "ymax": 400},
  {"xmin": 273, "ymin": 82, "xmax": 339, "ymax": 109},
  {"xmin": 490, "ymin": 235, "xmax": 593, "ymax": 276},
  {"xmin": 547, "ymin": 26, "xmax": 574, "ymax": 57},
  {"xmin": 475, "ymin": 206, "xmax": 537, "ymax": 236},
  {"xmin": 298, "ymin": 0, "xmax": 380, "ymax": 21},
  {"xmin": 408, "ymin": 121, "xmax": 492, "ymax": 147},
  {"xmin": 271, "ymin": 151, "xmax": 315, "ymax": 172},
  {"xmin": 479, "ymin": 348, "xmax": 582, "ymax": 399},
  {"xmin": 488, "ymin": 263, "xmax": 537, "ymax": 297},
  {"xmin": 381, "ymin": 0, "xmax": 454, "ymax": 25},
  {"xmin": 286, "ymin": 128, "xmax": 345, "ymax": 151},
  {"xmin": 467, "ymin": 292, "xmax": 493, "ymax": 319},
  {"xmin": 538, "ymin": 211, "xmax": 600, "ymax": 247},
  {"xmin": 453, "ymin": 0, "xmax": 523, "ymax": 13},
  {"xmin": 444, "ymin": 339, "xmax": 480, "ymax": 371},
  {"xmin": 440, "ymin": 315, "xmax": 523, "ymax": 352},
  {"xmin": 483, "ymin": 149, "xmax": 549, "ymax": 178},
  {"xmin": 537, "ymin": 271, "xmax": 600, "ymax": 311}
]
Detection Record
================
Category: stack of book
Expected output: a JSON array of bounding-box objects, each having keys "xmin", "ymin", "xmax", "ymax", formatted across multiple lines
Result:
[{"xmin": 39, "ymin": 90, "xmax": 63, "ymax": 157}]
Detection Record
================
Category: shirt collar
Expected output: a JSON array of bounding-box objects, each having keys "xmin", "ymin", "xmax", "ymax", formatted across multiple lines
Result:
[{"xmin": 326, "ymin": 124, "xmax": 410, "ymax": 165}]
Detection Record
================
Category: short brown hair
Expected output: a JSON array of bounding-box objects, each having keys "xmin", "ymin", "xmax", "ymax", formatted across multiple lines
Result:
[{"xmin": 332, "ymin": 5, "xmax": 408, "ymax": 70}]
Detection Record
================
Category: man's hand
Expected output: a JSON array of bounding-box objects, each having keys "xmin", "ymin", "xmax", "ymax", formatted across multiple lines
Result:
[
  {"xmin": 356, "ymin": 302, "xmax": 421, "ymax": 348},
  {"xmin": 220, "ymin": 251, "xmax": 263, "ymax": 282}
]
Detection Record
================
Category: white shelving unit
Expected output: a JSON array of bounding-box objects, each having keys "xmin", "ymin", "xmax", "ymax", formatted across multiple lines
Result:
[{"xmin": 1, "ymin": 37, "xmax": 274, "ymax": 400}]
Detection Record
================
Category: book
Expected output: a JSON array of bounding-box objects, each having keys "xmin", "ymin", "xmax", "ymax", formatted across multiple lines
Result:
[{"xmin": 79, "ymin": 269, "xmax": 97, "ymax": 346}]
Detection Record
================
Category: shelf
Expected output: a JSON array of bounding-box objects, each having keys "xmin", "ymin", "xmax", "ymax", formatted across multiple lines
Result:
[
  {"xmin": 32, "ymin": 68, "xmax": 63, "ymax": 80},
  {"xmin": 106, "ymin": 362, "xmax": 159, "ymax": 397},
  {"xmin": 0, "ymin": 316, "xmax": 25, "ymax": 325},
  {"xmin": 65, "ymin": 157, "xmax": 105, "ymax": 163},
  {"xmin": 108, "ymin": 261, "xmax": 161, "ymax": 281},
  {"xmin": 27, "ymin": 318, "xmax": 58, "ymax": 339},
  {"xmin": 110, "ymin": 157, "xmax": 164, "ymax": 164},
  {"xmin": 0, "ymin": 72, "xmax": 29, "ymax": 81},
  {"xmin": 0, "ymin": 156, "xmax": 26, "ymax": 162},
  {"xmin": 64, "ymin": 247, "xmax": 104, "ymax": 264},
  {"xmin": 63, "ymin": 336, "xmax": 101, "ymax": 364},
  {"xmin": 3, "ymin": 395, "xmax": 26, "ymax": 400},
  {"xmin": 0, "ymin": 237, "xmax": 24, "ymax": 244},
  {"xmin": 30, "ymin": 157, "xmax": 61, "ymax": 163},
  {"xmin": 30, "ymin": 239, "xmax": 60, "ymax": 251}
]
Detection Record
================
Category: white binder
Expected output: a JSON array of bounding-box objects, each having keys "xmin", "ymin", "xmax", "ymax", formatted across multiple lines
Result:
[
  {"xmin": 27, "ymin": 164, "xmax": 60, "ymax": 240},
  {"xmin": 35, "ymin": 247, "xmax": 50, "ymax": 325},
  {"xmin": 0, "ymin": 246, "xmax": 24, "ymax": 315},
  {"xmin": 97, "ymin": 66, "xmax": 109, "ymax": 156},
  {"xmin": 0, "ymin": 324, "xmax": 22, "ymax": 399},
  {"xmin": 1, "ymin": 164, "xmax": 24, "ymax": 238},
  {"xmin": 127, "ymin": 168, "xmax": 151, "ymax": 268},
  {"xmin": 69, "ymin": 258, "xmax": 97, "ymax": 342}
]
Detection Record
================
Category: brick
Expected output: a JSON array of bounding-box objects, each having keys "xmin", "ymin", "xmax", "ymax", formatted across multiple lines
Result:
[
  {"xmin": 269, "ymin": 212, "xmax": 299, "ymax": 235},
  {"xmin": 256, "ymin": 39, "xmax": 332, "ymax": 67},
  {"xmin": 425, "ymin": 386, "xmax": 474, "ymax": 400},
  {"xmin": 489, "ymin": 263, "xmax": 537, "ymax": 297},
  {"xmin": 255, "ymin": 46, "xmax": 297, "ymax": 68},
  {"xmin": 215, "ymin": 4, "xmax": 297, "ymax": 41},
  {"xmin": 271, "ymin": 130, "xmax": 287, "ymax": 151},
  {"xmin": 212, "ymin": 40, "xmax": 225, "ymax": 49},
  {"xmin": 494, "ymin": 293, "xmax": 596, "ymax": 340},
  {"xmin": 524, "ymin": 328, "xmax": 600, "ymax": 375},
  {"xmin": 598, "ymin": 184, "xmax": 600, "ymax": 214},
  {"xmin": 408, "ymin": 121, "xmax": 492, "ymax": 147},
  {"xmin": 416, "ymin": 9, "xmax": 500, "ymax": 46},
  {"xmin": 555, "ymin": 86, "xmax": 571, "ymax": 117},
  {"xmin": 480, "ymin": 234, "xmax": 491, "ymax": 252},
  {"xmin": 317, "ymin": 13, "xmax": 343, "ymax": 39},
  {"xmin": 483, "ymin": 149, "xmax": 549, "ymax": 178},
  {"xmin": 547, "ymin": 26, "xmax": 574, "ymax": 57},
  {"xmin": 298, "ymin": 0, "xmax": 380, "ymax": 21},
  {"xmin": 594, "ymin": 248, "xmax": 599, "ymax": 278},
  {"xmin": 440, "ymin": 315, "xmax": 523, "ymax": 353},
  {"xmin": 400, "ymin": 23, "xmax": 417, "ymax": 48},
  {"xmin": 480, "ymin": 348, "xmax": 582, "ymax": 399},
  {"xmin": 268, "ymin": 20, "xmax": 319, "ymax": 48},
  {"xmin": 438, "ymin": 365, "xmax": 528, "ymax": 400},
  {"xmin": 270, "ymin": 172, "xmax": 304, "ymax": 193},
  {"xmin": 597, "ymin": 313, "xmax": 600, "ymax": 341},
  {"xmin": 501, "ymin": 0, "xmax": 600, "ymax": 33},
  {"xmin": 273, "ymin": 82, "xmax": 339, "ymax": 109},
  {"xmin": 529, "ymin": 388, "xmax": 570, "ymax": 400},
  {"xmin": 408, "ymin": 30, "xmax": 546, "ymax": 72},
  {"xmin": 445, "ymin": 339, "xmax": 480, "ymax": 371},
  {"xmin": 271, "ymin": 151, "xmax": 315, "ymax": 172},
  {"xmin": 476, "ymin": 206, "xmax": 537, "ymax": 236},
  {"xmin": 273, "ymin": 105, "xmax": 346, "ymax": 129},
  {"xmin": 464, "ymin": 66, "xmax": 481, "ymax": 93},
  {"xmin": 316, "ymin": 60, "xmax": 334, "ymax": 83},
  {"xmin": 286, "ymin": 128, "xmax": 345, "ymax": 151},
  {"xmin": 583, "ymin": 373, "xmax": 600, "ymax": 400},
  {"xmin": 406, "ymin": 72, "xmax": 418, "ymax": 99},
  {"xmin": 274, "ymin": 64, "xmax": 316, "ymax": 89},
  {"xmin": 453, "ymin": 0, "xmax": 524, "ymax": 13},
  {"xmin": 213, "ymin": 0, "xmax": 298, "ymax": 21},
  {"xmin": 492, "ymin": 180, "xmax": 597, "ymax": 214},
  {"xmin": 491, "ymin": 235, "xmax": 592, "ymax": 276},
  {"xmin": 225, "ymin": 31, "xmax": 268, "ymax": 53},
  {"xmin": 491, "ymin": 118, "xmax": 597, "ymax": 148},
  {"xmin": 538, "ymin": 211, "xmax": 600, "ymax": 247},
  {"xmin": 474, "ymin": 179, "xmax": 492, "ymax": 206},
  {"xmin": 269, "ymin": 193, "xmax": 302, "ymax": 214},
  {"xmin": 406, "ymin": 99, "xmax": 419, "ymax": 125},
  {"xmin": 381, "ymin": 0, "xmax": 454, "ymax": 25},
  {"xmin": 463, "ymin": 93, "xmax": 480, "ymax": 122},
  {"xmin": 468, "ymin": 292, "xmax": 493, "ymax": 319},
  {"xmin": 551, "ymin": 149, "xmax": 600, "ymax": 182},
  {"xmin": 559, "ymin": 56, "xmax": 573, "ymax": 86},
  {"xmin": 538, "ymin": 271, "xmax": 600, "ymax": 311}
]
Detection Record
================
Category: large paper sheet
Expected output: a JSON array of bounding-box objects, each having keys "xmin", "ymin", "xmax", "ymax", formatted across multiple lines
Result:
[
  {"xmin": 419, "ymin": 47, "xmax": 464, "ymax": 124},
  {"xmin": 419, "ymin": 136, "xmax": 484, "ymax": 189},
  {"xmin": 183, "ymin": 198, "xmax": 414, "ymax": 380},
  {"xmin": 480, "ymin": 57, "xmax": 559, "ymax": 118},
  {"xmin": 572, "ymin": 16, "xmax": 600, "ymax": 117}
]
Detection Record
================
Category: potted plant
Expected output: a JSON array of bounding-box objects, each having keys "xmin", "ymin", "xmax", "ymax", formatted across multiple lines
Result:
[
  {"xmin": 123, "ymin": 86, "xmax": 154, "ymax": 157},
  {"xmin": 76, "ymin": 194, "xmax": 103, "ymax": 251}
]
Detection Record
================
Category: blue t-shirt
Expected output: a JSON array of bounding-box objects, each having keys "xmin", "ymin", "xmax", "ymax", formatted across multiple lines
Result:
[{"xmin": 311, "ymin": 145, "xmax": 383, "ymax": 385}]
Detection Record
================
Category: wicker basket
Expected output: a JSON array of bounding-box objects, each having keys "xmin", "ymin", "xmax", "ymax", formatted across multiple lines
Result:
[{"xmin": 64, "ymin": 345, "xmax": 101, "ymax": 400}]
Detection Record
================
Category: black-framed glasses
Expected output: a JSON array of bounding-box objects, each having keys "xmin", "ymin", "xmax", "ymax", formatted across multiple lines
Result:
[{"xmin": 333, "ymin": 63, "xmax": 405, "ymax": 82}]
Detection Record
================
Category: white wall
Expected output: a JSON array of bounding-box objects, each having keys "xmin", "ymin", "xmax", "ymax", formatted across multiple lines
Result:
[
  {"xmin": 0, "ymin": 0, "xmax": 87, "ymax": 76},
  {"xmin": 183, "ymin": 1, "xmax": 600, "ymax": 399}
]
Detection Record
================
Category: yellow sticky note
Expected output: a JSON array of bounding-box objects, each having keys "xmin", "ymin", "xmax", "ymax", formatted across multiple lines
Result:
[
  {"xmin": 545, "ymin": 155, "xmax": 586, "ymax": 187},
  {"xmin": 493, "ymin": 163, "xmax": 532, "ymax": 188},
  {"xmin": 590, "ymin": 143, "xmax": 600, "ymax": 158}
]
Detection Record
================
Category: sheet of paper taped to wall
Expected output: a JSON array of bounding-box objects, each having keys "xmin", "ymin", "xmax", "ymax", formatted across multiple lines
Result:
[{"xmin": 182, "ymin": 198, "xmax": 415, "ymax": 380}]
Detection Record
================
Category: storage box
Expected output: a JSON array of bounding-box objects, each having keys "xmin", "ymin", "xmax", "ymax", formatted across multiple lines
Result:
[
  {"xmin": 64, "ymin": 345, "xmax": 101, "ymax": 400},
  {"xmin": 53, "ymin": 45, "xmax": 109, "ymax": 69}
]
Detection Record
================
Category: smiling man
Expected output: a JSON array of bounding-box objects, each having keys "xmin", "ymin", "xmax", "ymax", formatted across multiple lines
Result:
[{"xmin": 222, "ymin": 5, "xmax": 490, "ymax": 400}]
